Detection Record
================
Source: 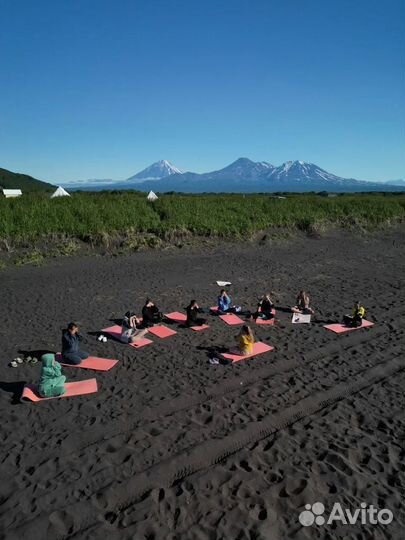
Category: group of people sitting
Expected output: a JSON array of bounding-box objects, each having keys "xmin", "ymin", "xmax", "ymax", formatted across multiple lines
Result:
[
  {"xmin": 36, "ymin": 291, "xmax": 367, "ymax": 397},
  {"xmin": 216, "ymin": 289, "xmax": 314, "ymax": 319}
]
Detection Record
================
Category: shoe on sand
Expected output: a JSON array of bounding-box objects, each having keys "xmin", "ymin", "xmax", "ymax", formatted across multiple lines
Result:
[
  {"xmin": 30, "ymin": 357, "xmax": 38, "ymax": 365},
  {"xmin": 102, "ymin": 336, "xmax": 107, "ymax": 342},
  {"xmin": 10, "ymin": 361, "xmax": 18, "ymax": 368},
  {"xmin": 15, "ymin": 357, "xmax": 23, "ymax": 364},
  {"xmin": 208, "ymin": 357, "xmax": 220, "ymax": 365}
]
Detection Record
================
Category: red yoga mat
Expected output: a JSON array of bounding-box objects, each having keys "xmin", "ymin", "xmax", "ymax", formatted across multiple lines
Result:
[
  {"xmin": 148, "ymin": 325, "xmax": 177, "ymax": 338},
  {"xmin": 130, "ymin": 338, "xmax": 153, "ymax": 348},
  {"xmin": 57, "ymin": 354, "xmax": 118, "ymax": 371},
  {"xmin": 219, "ymin": 313, "xmax": 244, "ymax": 325},
  {"xmin": 323, "ymin": 320, "xmax": 374, "ymax": 334},
  {"xmin": 222, "ymin": 342, "xmax": 274, "ymax": 363},
  {"xmin": 102, "ymin": 325, "xmax": 153, "ymax": 348},
  {"xmin": 164, "ymin": 312, "xmax": 187, "ymax": 323},
  {"xmin": 255, "ymin": 308, "xmax": 276, "ymax": 325},
  {"xmin": 191, "ymin": 324, "xmax": 209, "ymax": 331},
  {"xmin": 22, "ymin": 379, "xmax": 98, "ymax": 402}
]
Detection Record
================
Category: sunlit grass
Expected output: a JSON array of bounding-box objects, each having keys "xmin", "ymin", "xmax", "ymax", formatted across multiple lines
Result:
[{"xmin": 0, "ymin": 191, "xmax": 404, "ymax": 243}]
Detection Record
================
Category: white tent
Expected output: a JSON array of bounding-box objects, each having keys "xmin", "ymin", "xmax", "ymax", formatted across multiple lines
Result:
[
  {"xmin": 51, "ymin": 186, "xmax": 70, "ymax": 198},
  {"xmin": 2, "ymin": 189, "xmax": 22, "ymax": 198},
  {"xmin": 147, "ymin": 190, "xmax": 158, "ymax": 201}
]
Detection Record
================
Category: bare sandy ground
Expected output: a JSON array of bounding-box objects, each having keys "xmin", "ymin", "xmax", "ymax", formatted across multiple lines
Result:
[{"xmin": 0, "ymin": 228, "xmax": 404, "ymax": 540}]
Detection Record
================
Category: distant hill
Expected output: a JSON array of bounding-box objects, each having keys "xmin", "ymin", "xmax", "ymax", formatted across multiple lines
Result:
[
  {"xmin": 0, "ymin": 167, "xmax": 55, "ymax": 192},
  {"xmin": 384, "ymin": 179, "xmax": 405, "ymax": 186}
]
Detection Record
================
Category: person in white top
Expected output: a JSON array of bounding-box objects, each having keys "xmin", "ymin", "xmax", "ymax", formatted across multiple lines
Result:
[{"xmin": 120, "ymin": 311, "xmax": 148, "ymax": 343}]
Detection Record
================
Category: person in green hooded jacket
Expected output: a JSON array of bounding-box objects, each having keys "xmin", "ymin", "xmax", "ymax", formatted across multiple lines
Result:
[{"xmin": 38, "ymin": 353, "xmax": 66, "ymax": 398}]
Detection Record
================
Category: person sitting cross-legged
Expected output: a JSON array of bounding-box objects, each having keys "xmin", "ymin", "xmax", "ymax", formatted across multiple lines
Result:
[
  {"xmin": 343, "ymin": 301, "xmax": 365, "ymax": 328},
  {"xmin": 253, "ymin": 293, "xmax": 275, "ymax": 320},
  {"xmin": 120, "ymin": 311, "xmax": 149, "ymax": 343},
  {"xmin": 228, "ymin": 324, "xmax": 255, "ymax": 356},
  {"xmin": 142, "ymin": 298, "xmax": 163, "ymax": 327},
  {"xmin": 61, "ymin": 322, "xmax": 89, "ymax": 365},
  {"xmin": 38, "ymin": 353, "xmax": 66, "ymax": 398},
  {"xmin": 291, "ymin": 290, "xmax": 314, "ymax": 315},
  {"xmin": 186, "ymin": 300, "xmax": 206, "ymax": 327}
]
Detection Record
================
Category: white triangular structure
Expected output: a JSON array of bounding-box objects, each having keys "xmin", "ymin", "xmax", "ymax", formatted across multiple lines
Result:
[
  {"xmin": 216, "ymin": 281, "xmax": 232, "ymax": 287},
  {"xmin": 147, "ymin": 190, "xmax": 158, "ymax": 201},
  {"xmin": 51, "ymin": 186, "xmax": 70, "ymax": 198}
]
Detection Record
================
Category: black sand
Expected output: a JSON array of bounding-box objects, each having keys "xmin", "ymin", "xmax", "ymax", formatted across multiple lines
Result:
[{"xmin": 0, "ymin": 228, "xmax": 404, "ymax": 539}]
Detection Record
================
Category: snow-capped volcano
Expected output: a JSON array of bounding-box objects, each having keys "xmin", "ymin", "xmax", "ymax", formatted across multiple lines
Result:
[
  {"xmin": 203, "ymin": 157, "xmax": 274, "ymax": 180},
  {"xmin": 266, "ymin": 160, "xmax": 350, "ymax": 184},
  {"xmin": 127, "ymin": 160, "xmax": 183, "ymax": 182}
]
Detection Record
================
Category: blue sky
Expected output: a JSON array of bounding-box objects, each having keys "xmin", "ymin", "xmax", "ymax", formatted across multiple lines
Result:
[{"xmin": 0, "ymin": 0, "xmax": 404, "ymax": 182}]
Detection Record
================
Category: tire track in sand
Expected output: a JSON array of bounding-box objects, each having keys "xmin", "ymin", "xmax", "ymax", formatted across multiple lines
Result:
[{"xmin": 6, "ymin": 354, "xmax": 405, "ymax": 540}]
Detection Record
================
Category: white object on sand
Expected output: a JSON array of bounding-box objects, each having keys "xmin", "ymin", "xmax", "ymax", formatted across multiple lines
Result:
[
  {"xmin": 292, "ymin": 313, "xmax": 312, "ymax": 324},
  {"xmin": 216, "ymin": 281, "xmax": 232, "ymax": 287}
]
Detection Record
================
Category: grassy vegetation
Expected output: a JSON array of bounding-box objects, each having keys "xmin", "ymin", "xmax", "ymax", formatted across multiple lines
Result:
[
  {"xmin": 15, "ymin": 250, "xmax": 45, "ymax": 267},
  {"xmin": 0, "ymin": 192, "xmax": 404, "ymax": 246}
]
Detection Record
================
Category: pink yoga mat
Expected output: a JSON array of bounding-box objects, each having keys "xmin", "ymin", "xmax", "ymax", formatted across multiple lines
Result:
[
  {"xmin": 256, "ymin": 317, "xmax": 275, "ymax": 325},
  {"xmin": 222, "ymin": 342, "xmax": 274, "ymax": 363},
  {"xmin": 191, "ymin": 324, "xmax": 209, "ymax": 331},
  {"xmin": 255, "ymin": 308, "xmax": 276, "ymax": 325},
  {"xmin": 57, "ymin": 354, "xmax": 118, "ymax": 371},
  {"xmin": 102, "ymin": 325, "xmax": 153, "ymax": 348},
  {"xmin": 164, "ymin": 312, "xmax": 187, "ymax": 323},
  {"xmin": 130, "ymin": 338, "xmax": 153, "ymax": 348},
  {"xmin": 219, "ymin": 313, "xmax": 244, "ymax": 325},
  {"xmin": 148, "ymin": 325, "xmax": 177, "ymax": 338},
  {"xmin": 22, "ymin": 379, "xmax": 98, "ymax": 402},
  {"xmin": 102, "ymin": 325, "xmax": 123, "ymax": 340},
  {"xmin": 323, "ymin": 320, "xmax": 374, "ymax": 334}
]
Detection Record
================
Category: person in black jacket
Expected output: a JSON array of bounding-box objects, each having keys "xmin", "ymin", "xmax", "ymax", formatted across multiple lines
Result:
[
  {"xmin": 186, "ymin": 300, "xmax": 206, "ymax": 327},
  {"xmin": 253, "ymin": 293, "xmax": 275, "ymax": 320},
  {"xmin": 141, "ymin": 299, "xmax": 163, "ymax": 327},
  {"xmin": 61, "ymin": 322, "xmax": 89, "ymax": 365}
]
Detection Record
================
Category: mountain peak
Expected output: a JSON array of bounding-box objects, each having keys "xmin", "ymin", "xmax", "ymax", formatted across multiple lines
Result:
[
  {"xmin": 211, "ymin": 158, "xmax": 274, "ymax": 178},
  {"xmin": 231, "ymin": 157, "xmax": 255, "ymax": 165},
  {"xmin": 127, "ymin": 160, "xmax": 183, "ymax": 182},
  {"xmin": 269, "ymin": 160, "xmax": 343, "ymax": 183}
]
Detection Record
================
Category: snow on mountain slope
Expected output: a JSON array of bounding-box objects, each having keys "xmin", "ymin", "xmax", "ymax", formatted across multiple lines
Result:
[
  {"xmin": 265, "ymin": 161, "xmax": 351, "ymax": 184},
  {"xmin": 127, "ymin": 160, "xmax": 183, "ymax": 182}
]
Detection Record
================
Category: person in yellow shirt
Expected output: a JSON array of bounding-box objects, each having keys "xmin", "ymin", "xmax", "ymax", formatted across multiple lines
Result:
[
  {"xmin": 236, "ymin": 325, "xmax": 255, "ymax": 355},
  {"xmin": 343, "ymin": 301, "xmax": 365, "ymax": 328}
]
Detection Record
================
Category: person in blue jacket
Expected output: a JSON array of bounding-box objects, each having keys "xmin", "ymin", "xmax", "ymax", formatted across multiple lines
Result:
[
  {"xmin": 61, "ymin": 322, "xmax": 89, "ymax": 365},
  {"xmin": 217, "ymin": 289, "xmax": 233, "ymax": 314}
]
